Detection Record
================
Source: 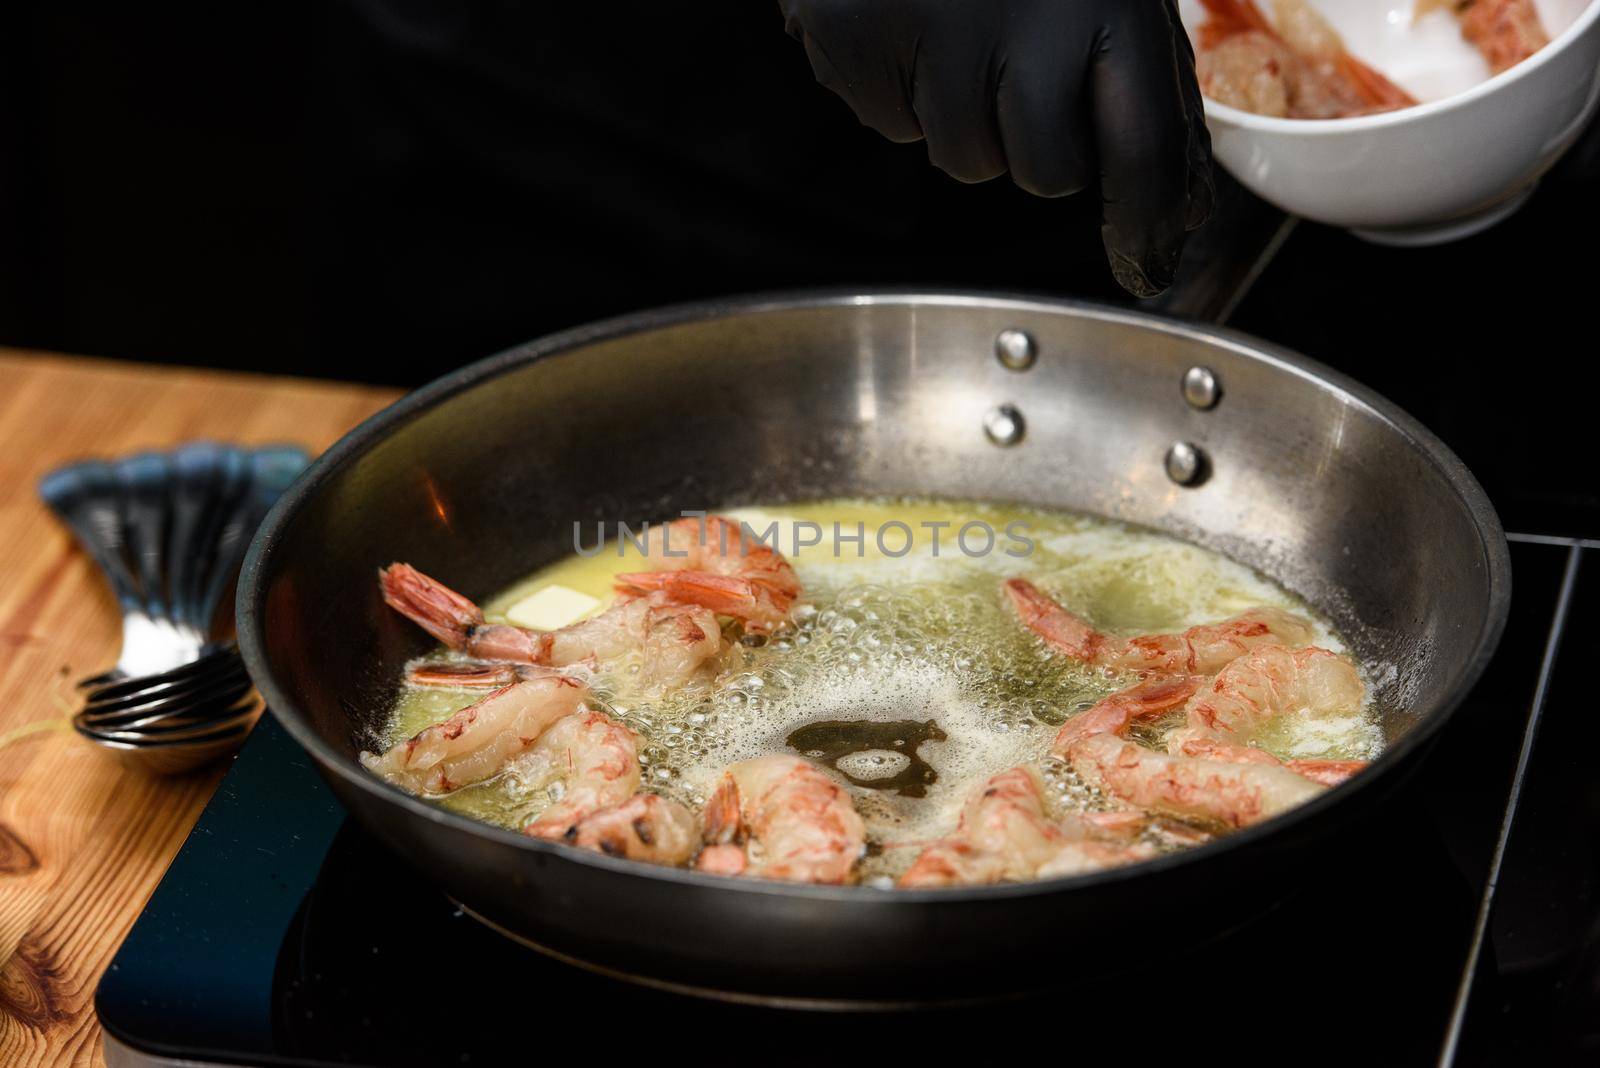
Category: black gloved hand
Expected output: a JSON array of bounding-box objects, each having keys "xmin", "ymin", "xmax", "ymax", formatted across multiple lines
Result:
[{"xmin": 778, "ymin": 0, "xmax": 1213, "ymax": 297}]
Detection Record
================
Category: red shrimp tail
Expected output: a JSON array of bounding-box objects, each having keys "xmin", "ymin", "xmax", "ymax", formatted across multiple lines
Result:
[
  {"xmin": 1461, "ymin": 0, "xmax": 1550, "ymax": 74},
  {"xmin": 1336, "ymin": 53, "xmax": 1417, "ymax": 109},
  {"xmin": 616, "ymin": 571, "xmax": 791, "ymax": 629},
  {"xmin": 1054, "ymin": 675, "xmax": 1204, "ymax": 755},
  {"xmin": 380, "ymin": 563, "xmax": 483, "ymax": 648},
  {"xmin": 464, "ymin": 624, "xmax": 554, "ymax": 664},
  {"xmin": 1004, "ymin": 579, "xmax": 1104, "ymax": 661},
  {"xmin": 701, "ymin": 774, "xmax": 745, "ymax": 847},
  {"xmin": 405, "ymin": 661, "xmax": 520, "ymax": 689},
  {"xmin": 524, "ymin": 816, "xmax": 572, "ymax": 841},
  {"xmin": 899, "ymin": 842, "xmax": 975, "ymax": 888},
  {"xmin": 695, "ymin": 843, "xmax": 749, "ymax": 876}
]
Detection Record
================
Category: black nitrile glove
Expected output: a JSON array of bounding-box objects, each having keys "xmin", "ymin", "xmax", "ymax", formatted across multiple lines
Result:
[{"xmin": 778, "ymin": 0, "xmax": 1214, "ymax": 297}]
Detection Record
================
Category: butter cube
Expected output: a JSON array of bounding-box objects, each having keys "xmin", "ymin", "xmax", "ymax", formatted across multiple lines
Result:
[{"xmin": 505, "ymin": 585, "xmax": 601, "ymax": 630}]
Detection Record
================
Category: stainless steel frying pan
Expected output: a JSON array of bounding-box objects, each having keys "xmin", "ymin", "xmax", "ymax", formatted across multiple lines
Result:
[{"xmin": 237, "ymin": 292, "xmax": 1510, "ymax": 1004}]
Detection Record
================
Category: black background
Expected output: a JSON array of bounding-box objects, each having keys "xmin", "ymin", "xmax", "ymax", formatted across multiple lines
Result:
[{"xmin": 2, "ymin": 1, "xmax": 1597, "ymax": 534}]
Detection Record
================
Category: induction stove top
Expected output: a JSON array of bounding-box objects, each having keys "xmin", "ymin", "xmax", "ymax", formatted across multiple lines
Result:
[
  {"xmin": 94, "ymin": 156, "xmax": 1600, "ymax": 1066},
  {"xmin": 95, "ymin": 537, "xmax": 1596, "ymax": 1066}
]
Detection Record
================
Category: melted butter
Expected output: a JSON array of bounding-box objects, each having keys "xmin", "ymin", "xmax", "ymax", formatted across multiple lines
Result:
[{"xmin": 384, "ymin": 498, "xmax": 1384, "ymax": 880}]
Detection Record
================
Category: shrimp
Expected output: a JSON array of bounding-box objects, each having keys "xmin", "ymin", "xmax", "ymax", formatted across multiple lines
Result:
[
  {"xmin": 1459, "ymin": 0, "xmax": 1549, "ymax": 73},
  {"xmin": 380, "ymin": 563, "xmax": 723, "ymax": 690},
  {"xmin": 1196, "ymin": 0, "xmax": 1417, "ymax": 118},
  {"xmin": 898, "ymin": 767, "xmax": 1155, "ymax": 888},
  {"xmin": 405, "ymin": 661, "xmax": 523, "ymax": 689},
  {"xmin": 1170, "ymin": 738, "xmax": 1366, "ymax": 787},
  {"xmin": 1067, "ymin": 734, "xmax": 1325, "ymax": 829},
  {"xmin": 359, "ymin": 673, "xmax": 588, "ymax": 794},
  {"xmin": 632, "ymin": 600, "xmax": 725, "ymax": 691},
  {"xmin": 1052, "ymin": 674, "xmax": 1205, "ymax": 753},
  {"xmin": 614, "ymin": 515, "xmax": 802, "ymax": 633},
  {"xmin": 1166, "ymin": 644, "xmax": 1368, "ymax": 752},
  {"xmin": 1197, "ymin": 31, "xmax": 1297, "ymax": 117},
  {"xmin": 1005, "ymin": 578, "xmax": 1315, "ymax": 676},
  {"xmin": 1050, "ymin": 660, "xmax": 1362, "ymax": 828},
  {"xmin": 381, "ymin": 562, "xmax": 551, "ymax": 663},
  {"xmin": 695, "ymin": 755, "xmax": 865, "ymax": 883},
  {"xmin": 520, "ymin": 710, "xmax": 643, "ymax": 839},
  {"xmin": 563, "ymin": 794, "xmax": 701, "ymax": 865}
]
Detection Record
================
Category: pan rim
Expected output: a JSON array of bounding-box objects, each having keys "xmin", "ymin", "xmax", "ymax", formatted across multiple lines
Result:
[{"xmin": 237, "ymin": 287, "xmax": 1512, "ymax": 904}]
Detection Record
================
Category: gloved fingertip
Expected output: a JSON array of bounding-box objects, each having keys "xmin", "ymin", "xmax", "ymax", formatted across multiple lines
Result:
[{"xmin": 1107, "ymin": 248, "xmax": 1177, "ymax": 299}]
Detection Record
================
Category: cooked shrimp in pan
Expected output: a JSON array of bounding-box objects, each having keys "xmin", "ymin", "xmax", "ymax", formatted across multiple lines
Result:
[
  {"xmin": 1005, "ymin": 578, "xmax": 1314, "ymax": 676},
  {"xmin": 899, "ymin": 767, "xmax": 1155, "ymax": 888},
  {"xmin": 369, "ymin": 498, "xmax": 1388, "ymax": 882},
  {"xmin": 360, "ymin": 672, "xmax": 588, "ymax": 795},
  {"xmin": 381, "ymin": 563, "xmax": 724, "ymax": 691},
  {"xmin": 564, "ymin": 793, "xmax": 701, "ymax": 865},
  {"xmin": 696, "ymin": 755, "xmax": 866, "ymax": 883},
  {"xmin": 1050, "ymin": 659, "xmax": 1365, "ymax": 828},
  {"xmin": 520, "ymin": 710, "xmax": 644, "ymax": 839},
  {"xmin": 1066, "ymin": 733, "xmax": 1325, "ymax": 829},
  {"xmin": 381, "ymin": 562, "xmax": 552, "ymax": 664},
  {"xmin": 404, "ymin": 661, "xmax": 525, "ymax": 689},
  {"xmin": 1170, "ymin": 738, "xmax": 1366, "ymax": 787},
  {"xmin": 1165, "ymin": 644, "xmax": 1368, "ymax": 753},
  {"xmin": 615, "ymin": 515, "xmax": 803, "ymax": 633}
]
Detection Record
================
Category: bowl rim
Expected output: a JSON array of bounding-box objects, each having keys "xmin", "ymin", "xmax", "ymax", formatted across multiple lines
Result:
[
  {"xmin": 1199, "ymin": 0, "xmax": 1600, "ymax": 135},
  {"xmin": 237, "ymin": 288, "xmax": 1513, "ymax": 904}
]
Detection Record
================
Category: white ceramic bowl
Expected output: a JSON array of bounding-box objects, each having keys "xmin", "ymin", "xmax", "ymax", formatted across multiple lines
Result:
[{"xmin": 1178, "ymin": 0, "xmax": 1600, "ymax": 243}]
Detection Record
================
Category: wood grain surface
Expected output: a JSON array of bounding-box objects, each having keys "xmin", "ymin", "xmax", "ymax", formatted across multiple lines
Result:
[{"xmin": 0, "ymin": 350, "xmax": 401, "ymax": 1067}]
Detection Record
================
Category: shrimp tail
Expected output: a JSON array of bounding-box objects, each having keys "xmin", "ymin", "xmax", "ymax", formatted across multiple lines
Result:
[
  {"xmin": 405, "ymin": 661, "xmax": 520, "ymax": 689},
  {"xmin": 899, "ymin": 844, "xmax": 973, "ymax": 888},
  {"xmin": 380, "ymin": 563, "xmax": 554, "ymax": 664},
  {"xmin": 1004, "ymin": 579, "xmax": 1103, "ymax": 661},
  {"xmin": 701, "ymin": 773, "xmax": 745, "ymax": 847},
  {"xmin": 1335, "ymin": 53, "xmax": 1417, "ymax": 108},
  {"xmin": 1052, "ymin": 675, "xmax": 1204, "ymax": 755},
  {"xmin": 616, "ymin": 571, "xmax": 791, "ymax": 629},
  {"xmin": 381, "ymin": 563, "xmax": 483, "ymax": 648},
  {"xmin": 565, "ymin": 794, "xmax": 700, "ymax": 864},
  {"xmin": 695, "ymin": 775, "xmax": 752, "ymax": 872},
  {"xmin": 695, "ymin": 844, "xmax": 749, "ymax": 876}
]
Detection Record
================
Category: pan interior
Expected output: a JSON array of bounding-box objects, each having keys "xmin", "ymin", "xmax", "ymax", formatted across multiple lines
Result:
[
  {"xmin": 252, "ymin": 297, "xmax": 1505, "ymax": 813},
  {"xmin": 384, "ymin": 494, "xmax": 1390, "ymax": 880}
]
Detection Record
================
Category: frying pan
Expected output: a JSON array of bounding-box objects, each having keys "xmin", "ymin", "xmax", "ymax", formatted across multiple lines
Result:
[{"xmin": 237, "ymin": 292, "xmax": 1510, "ymax": 1004}]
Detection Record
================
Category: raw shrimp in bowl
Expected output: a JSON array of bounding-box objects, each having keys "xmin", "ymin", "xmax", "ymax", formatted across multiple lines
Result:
[{"xmin": 1188, "ymin": 0, "xmax": 1554, "ymax": 119}]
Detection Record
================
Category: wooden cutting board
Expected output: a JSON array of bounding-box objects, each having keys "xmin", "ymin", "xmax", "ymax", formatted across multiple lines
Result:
[{"xmin": 0, "ymin": 350, "xmax": 402, "ymax": 1067}]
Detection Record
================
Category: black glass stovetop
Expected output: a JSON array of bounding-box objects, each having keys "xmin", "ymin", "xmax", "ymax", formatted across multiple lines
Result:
[{"xmin": 94, "ymin": 539, "xmax": 1599, "ymax": 1067}]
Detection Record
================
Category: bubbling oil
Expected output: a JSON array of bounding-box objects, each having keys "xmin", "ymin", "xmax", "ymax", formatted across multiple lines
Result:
[{"xmin": 381, "ymin": 498, "xmax": 1384, "ymax": 882}]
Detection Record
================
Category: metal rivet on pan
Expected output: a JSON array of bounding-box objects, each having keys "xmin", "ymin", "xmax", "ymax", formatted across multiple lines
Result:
[
  {"xmin": 1165, "ymin": 441, "xmax": 1207, "ymax": 486},
  {"xmin": 983, "ymin": 404, "xmax": 1025, "ymax": 447},
  {"xmin": 995, "ymin": 329, "xmax": 1037, "ymax": 371},
  {"xmin": 1182, "ymin": 366, "xmax": 1221, "ymax": 410}
]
